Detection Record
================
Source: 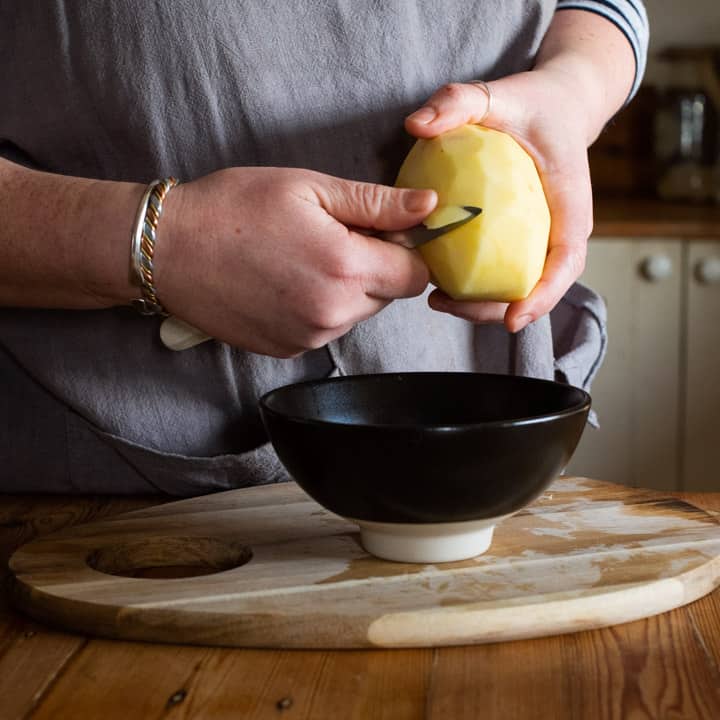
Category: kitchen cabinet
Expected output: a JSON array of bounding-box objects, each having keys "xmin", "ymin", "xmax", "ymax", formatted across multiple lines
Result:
[
  {"xmin": 566, "ymin": 236, "xmax": 720, "ymax": 492},
  {"xmin": 684, "ymin": 241, "xmax": 720, "ymax": 489}
]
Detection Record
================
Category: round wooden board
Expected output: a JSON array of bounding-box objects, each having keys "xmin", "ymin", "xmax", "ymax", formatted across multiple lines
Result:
[{"xmin": 10, "ymin": 477, "xmax": 720, "ymax": 648}]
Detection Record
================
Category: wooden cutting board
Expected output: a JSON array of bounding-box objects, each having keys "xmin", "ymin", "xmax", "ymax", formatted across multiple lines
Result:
[{"xmin": 10, "ymin": 477, "xmax": 720, "ymax": 649}]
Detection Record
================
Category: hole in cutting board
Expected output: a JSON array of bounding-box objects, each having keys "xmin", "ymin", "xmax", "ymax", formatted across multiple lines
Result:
[{"xmin": 87, "ymin": 536, "xmax": 253, "ymax": 579}]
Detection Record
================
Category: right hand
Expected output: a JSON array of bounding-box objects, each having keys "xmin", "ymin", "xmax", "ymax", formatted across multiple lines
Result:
[{"xmin": 154, "ymin": 167, "xmax": 436, "ymax": 357}]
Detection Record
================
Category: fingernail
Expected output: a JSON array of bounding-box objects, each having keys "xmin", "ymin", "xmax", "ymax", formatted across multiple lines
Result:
[
  {"xmin": 407, "ymin": 107, "xmax": 437, "ymax": 124},
  {"xmin": 403, "ymin": 189, "xmax": 434, "ymax": 213},
  {"xmin": 513, "ymin": 314, "xmax": 534, "ymax": 332}
]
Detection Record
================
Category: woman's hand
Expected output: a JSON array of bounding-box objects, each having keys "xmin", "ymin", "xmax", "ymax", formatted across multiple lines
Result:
[
  {"xmin": 0, "ymin": 160, "xmax": 435, "ymax": 358},
  {"xmin": 156, "ymin": 167, "xmax": 436, "ymax": 357},
  {"xmin": 404, "ymin": 10, "xmax": 635, "ymax": 333},
  {"xmin": 405, "ymin": 70, "xmax": 593, "ymax": 333}
]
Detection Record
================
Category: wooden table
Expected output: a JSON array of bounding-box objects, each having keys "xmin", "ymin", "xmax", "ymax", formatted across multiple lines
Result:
[{"xmin": 2, "ymin": 489, "xmax": 720, "ymax": 720}]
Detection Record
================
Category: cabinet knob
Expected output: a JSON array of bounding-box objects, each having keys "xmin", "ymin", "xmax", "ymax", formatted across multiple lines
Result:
[
  {"xmin": 694, "ymin": 257, "xmax": 720, "ymax": 285},
  {"xmin": 640, "ymin": 255, "xmax": 673, "ymax": 282}
]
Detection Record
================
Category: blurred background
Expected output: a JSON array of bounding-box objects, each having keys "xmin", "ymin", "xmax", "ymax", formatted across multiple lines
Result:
[
  {"xmin": 565, "ymin": 0, "xmax": 720, "ymax": 492},
  {"xmin": 589, "ymin": 0, "xmax": 720, "ymax": 203}
]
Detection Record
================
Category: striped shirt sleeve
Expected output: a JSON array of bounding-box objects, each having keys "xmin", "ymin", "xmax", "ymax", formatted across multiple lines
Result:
[{"xmin": 555, "ymin": 0, "xmax": 649, "ymax": 102}]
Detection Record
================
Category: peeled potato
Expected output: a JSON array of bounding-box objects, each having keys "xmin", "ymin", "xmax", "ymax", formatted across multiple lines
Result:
[{"xmin": 395, "ymin": 124, "xmax": 550, "ymax": 301}]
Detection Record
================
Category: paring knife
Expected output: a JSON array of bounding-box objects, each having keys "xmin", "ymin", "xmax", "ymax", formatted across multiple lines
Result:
[
  {"xmin": 160, "ymin": 205, "xmax": 482, "ymax": 351},
  {"xmin": 372, "ymin": 204, "xmax": 481, "ymax": 248}
]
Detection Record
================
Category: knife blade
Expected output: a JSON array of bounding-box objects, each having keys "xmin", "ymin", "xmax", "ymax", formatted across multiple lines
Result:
[{"xmin": 377, "ymin": 205, "xmax": 482, "ymax": 249}]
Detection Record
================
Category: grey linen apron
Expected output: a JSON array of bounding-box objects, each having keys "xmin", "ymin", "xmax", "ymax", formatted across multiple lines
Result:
[{"xmin": 0, "ymin": 1, "xmax": 606, "ymax": 494}]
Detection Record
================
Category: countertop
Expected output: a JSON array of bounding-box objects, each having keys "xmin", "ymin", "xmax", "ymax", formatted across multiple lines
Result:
[
  {"xmin": 593, "ymin": 195, "xmax": 720, "ymax": 238},
  {"xmin": 2, "ymin": 486, "xmax": 720, "ymax": 719}
]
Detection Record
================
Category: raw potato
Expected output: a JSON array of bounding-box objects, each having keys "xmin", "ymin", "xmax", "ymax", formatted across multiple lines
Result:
[{"xmin": 395, "ymin": 124, "xmax": 550, "ymax": 301}]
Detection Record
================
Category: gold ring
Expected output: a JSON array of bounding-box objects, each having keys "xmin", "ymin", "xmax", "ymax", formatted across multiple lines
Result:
[{"xmin": 468, "ymin": 80, "xmax": 492, "ymax": 124}]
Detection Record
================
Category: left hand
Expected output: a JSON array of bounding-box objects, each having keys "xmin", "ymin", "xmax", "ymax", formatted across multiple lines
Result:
[{"xmin": 405, "ymin": 69, "xmax": 594, "ymax": 333}]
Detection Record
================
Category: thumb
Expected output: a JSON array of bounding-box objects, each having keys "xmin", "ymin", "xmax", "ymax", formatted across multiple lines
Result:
[
  {"xmin": 314, "ymin": 177, "xmax": 437, "ymax": 231},
  {"xmin": 405, "ymin": 82, "xmax": 495, "ymax": 139}
]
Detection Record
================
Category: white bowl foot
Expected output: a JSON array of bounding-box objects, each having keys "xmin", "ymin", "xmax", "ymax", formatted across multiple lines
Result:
[{"xmin": 355, "ymin": 518, "xmax": 499, "ymax": 563}]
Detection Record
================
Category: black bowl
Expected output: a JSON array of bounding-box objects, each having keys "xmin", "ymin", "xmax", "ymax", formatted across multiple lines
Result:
[{"xmin": 259, "ymin": 372, "xmax": 590, "ymax": 527}]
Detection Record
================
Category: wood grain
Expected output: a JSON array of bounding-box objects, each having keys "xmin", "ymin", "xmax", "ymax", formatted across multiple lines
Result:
[
  {"xmin": 28, "ymin": 641, "xmax": 435, "ymax": 720},
  {"xmin": 0, "ymin": 494, "xmax": 162, "ymax": 720},
  {"xmin": 29, "ymin": 640, "xmax": 219, "ymax": 720},
  {"xmin": 0, "ymin": 624, "xmax": 84, "ymax": 720},
  {"xmin": 423, "ymin": 609, "xmax": 720, "ymax": 720},
  {"xmin": 2, "ymin": 487, "xmax": 720, "ymax": 719},
  {"xmin": 683, "ymin": 491, "xmax": 720, "ymax": 670},
  {"xmin": 9, "ymin": 478, "xmax": 720, "ymax": 650}
]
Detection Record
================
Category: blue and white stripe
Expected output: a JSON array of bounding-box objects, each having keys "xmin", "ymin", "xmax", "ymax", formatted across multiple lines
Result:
[{"xmin": 556, "ymin": 0, "xmax": 650, "ymax": 101}]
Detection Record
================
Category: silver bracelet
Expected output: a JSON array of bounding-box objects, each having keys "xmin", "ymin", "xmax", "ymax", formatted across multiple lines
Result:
[{"xmin": 130, "ymin": 176, "xmax": 178, "ymax": 316}]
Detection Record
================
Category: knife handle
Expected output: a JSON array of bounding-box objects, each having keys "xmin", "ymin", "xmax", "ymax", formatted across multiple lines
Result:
[{"xmin": 160, "ymin": 317, "xmax": 212, "ymax": 351}]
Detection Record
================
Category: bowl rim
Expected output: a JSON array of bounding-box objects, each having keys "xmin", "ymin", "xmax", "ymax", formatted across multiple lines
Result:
[{"xmin": 259, "ymin": 371, "xmax": 591, "ymax": 431}]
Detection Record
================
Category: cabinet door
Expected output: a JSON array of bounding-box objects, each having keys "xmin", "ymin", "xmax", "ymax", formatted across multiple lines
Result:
[
  {"xmin": 683, "ymin": 240, "xmax": 720, "ymax": 491},
  {"xmin": 566, "ymin": 238, "xmax": 683, "ymax": 490}
]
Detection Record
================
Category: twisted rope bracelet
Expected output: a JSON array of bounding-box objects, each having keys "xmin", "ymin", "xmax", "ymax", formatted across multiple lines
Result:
[{"xmin": 130, "ymin": 176, "xmax": 179, "ymax": 316}]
